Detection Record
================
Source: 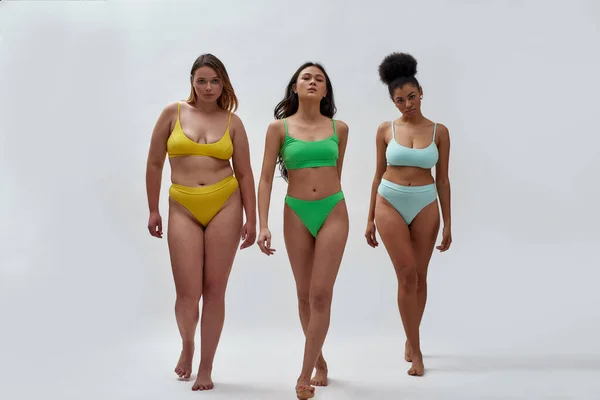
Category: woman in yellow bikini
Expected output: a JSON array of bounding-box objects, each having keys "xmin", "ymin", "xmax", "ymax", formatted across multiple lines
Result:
[
  {"xmin": 256, "ymin": 62, "xmax": 349, "ymax": 400},
  {"xmin": 145, "ymin": 53, "xmax": 257, "ymax": 391}
]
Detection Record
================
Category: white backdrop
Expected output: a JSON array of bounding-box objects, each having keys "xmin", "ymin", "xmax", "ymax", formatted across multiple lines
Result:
[{"xmin": 1, "ymin": 0, "xmax": 600, "ymax": 399}]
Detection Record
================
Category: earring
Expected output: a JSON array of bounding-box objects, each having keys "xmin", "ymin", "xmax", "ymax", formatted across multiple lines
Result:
[{"xmin": 420, "ymin": 96, "xmax": 423, "ymax": 100}]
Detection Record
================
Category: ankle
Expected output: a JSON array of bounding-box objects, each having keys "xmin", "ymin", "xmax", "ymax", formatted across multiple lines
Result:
[
  {"xmin": 198, "ymin": 363, "xmax": 213, "ymax": 374},
  {"xmin": 315, "ymin": 361, "xmax": 328, "ymax": 371}
]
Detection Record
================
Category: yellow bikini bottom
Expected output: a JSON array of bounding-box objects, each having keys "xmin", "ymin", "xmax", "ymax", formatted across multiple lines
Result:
[{"xmin": 169, "ymin": 175, "xmax": 239, "ymax": 227}]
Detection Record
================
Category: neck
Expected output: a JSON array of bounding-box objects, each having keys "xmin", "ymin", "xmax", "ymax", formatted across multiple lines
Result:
[
  {"xmin": 296, "ymin": 99, "xmax": 323, "ymax": 121},
  {"xmin": 192, "ymin": 99, "xmax": 221, "ymax": 113},
  {"xmin": 401, "ymin": 111, "xmax": 425, "ymax": 124}
]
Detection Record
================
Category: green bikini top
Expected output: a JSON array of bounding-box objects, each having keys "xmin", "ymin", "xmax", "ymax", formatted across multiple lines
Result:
[{"xmin": 280, "ymin": 118, "xmax": 339, "ymax": 170}]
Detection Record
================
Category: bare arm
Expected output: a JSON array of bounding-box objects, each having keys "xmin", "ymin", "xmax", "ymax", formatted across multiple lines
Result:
[
  {"xmin": 335, "ymin": 120, "xmax": 349, "ymax": 180},
  {"xmin": 434, "ymin": 124, "xmax": 451, "ymax": 228},
  {"xmin": 145, "ymin": 103, "xmax": 176, "ymax": 214},
  {"xmin": 367, "ymin": 122, "xmax": 389, "ymax": 223},
  {"xmin": 257, "ymin": 120, "xmax": 284, "ymax": 231},
  {"xmin": 230, "ymin": 114, "xmax": 257, "ymax": 226}
]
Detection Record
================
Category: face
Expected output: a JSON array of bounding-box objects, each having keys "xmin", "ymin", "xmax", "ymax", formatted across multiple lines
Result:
[
  {"xmin": 392, "ymin": 84, "xmax": 423, "ymax": 116},
  {"xmin": 293, "ymin": 66, "xmax": 327, "ymax": 100},
  {"xmin": 191, "ymin": 66, "xmax": 223, "ymax": 102}
]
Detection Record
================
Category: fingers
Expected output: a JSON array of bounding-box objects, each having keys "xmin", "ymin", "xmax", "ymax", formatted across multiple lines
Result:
[
  {"xmin": 148, "ymin": 221, "xmax": 162, "ymax": 238},
  {"xmin": 364, "ymin": 230, "xmax": 378, "ymax": 248},
  {"xmin": 257, "ymin": 236, "xmax": 275, "ymax": 256},
  {"xmin": 436, "ymin": 236, "xmax": 452, "ymax": 252},
  {"xmin": 240, "ymin": 233, "xmax": 256, "ymax": 250}
]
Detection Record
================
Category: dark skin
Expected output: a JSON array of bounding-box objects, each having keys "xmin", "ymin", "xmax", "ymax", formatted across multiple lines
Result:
[
  {"xmin": 365, "ymin": 82, "xmax": 451, "ymax": 376},
  {"xmin": 145, "ymin": 65, "xmax": 256, "ymax": 391}
]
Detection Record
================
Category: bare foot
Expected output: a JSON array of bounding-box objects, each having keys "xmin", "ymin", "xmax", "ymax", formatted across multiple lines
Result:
[
  {"xmin": 295, "ymin": 383, "xmax": 315, "ymax": 400},
  {"xmin": 404, "ymin": 340, "xmax": 412, "ymax": 362},
  {"xmin": 174, "ymin": 342, "xmax": 194, "ymax": 380},
  {"xmin": 311, "ymin": 361, "xmax": 328, "ymax": 386},
  {"xmin": 407, "ymin": 351, "xmax": 425, "ymax": 376},
  {"xmin": 192, "ymin": 369, "xmax": 214, "ymax": 391}
]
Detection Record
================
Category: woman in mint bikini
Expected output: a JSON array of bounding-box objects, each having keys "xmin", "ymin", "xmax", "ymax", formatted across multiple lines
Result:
[
  {"xmin": 365, "ymin": 52, "xmax": 453, "ymax": 377},
  {"xmin": 256, "ymin": 61, "xmax": 349, "ymax": 400}
]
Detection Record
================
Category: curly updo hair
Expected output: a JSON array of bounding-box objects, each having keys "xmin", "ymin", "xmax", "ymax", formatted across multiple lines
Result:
[{"xmin": 378, "ymin": 52, "xmax": 421, "ymax": 98}]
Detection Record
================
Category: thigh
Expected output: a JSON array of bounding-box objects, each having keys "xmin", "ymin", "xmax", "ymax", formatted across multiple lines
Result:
[
  {"xmin": 168, "ymin": 199, "xmax": 205, "ymax": 298},
  {"xmin": 311, "ymin": 200, "xmax": 349, "ymax": 293},
  {"xmin": 203, "ymin": 188, "xmax": 243, "ymax": 296},
  {"xmin": 284, "ymin": 204, "xmax": 317, "ymax": 298},
  {"xmin": 375, "ymin": 194, "xmax": 418, "ymax": 275},
  {"xmin": 409, "ymin": 200, "xmax": 440, "ymax": 279}
]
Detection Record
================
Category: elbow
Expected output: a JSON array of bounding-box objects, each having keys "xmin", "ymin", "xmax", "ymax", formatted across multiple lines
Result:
[{"xmin": 436, "ymin": 178, "xmax": 450, "ymax": 187}]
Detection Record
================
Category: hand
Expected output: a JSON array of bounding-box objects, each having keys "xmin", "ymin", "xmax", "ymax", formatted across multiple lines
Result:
[
  {"xmin": 239, "ymin": 221, "xmax": 256, "ymax": 250},
  {"xmin": 257, "ymin": 227, "xmax": 275, "ymax": 255},
  {"xmin": 436, "ymin": 225, "xmax": 452, "ymax": 252},
  {"xmin": 148, "ymin": 212, "xmax": 163, "ymax": 238},
  {"xmin": 365, "ymin": 220, "xmax": 379, "ymax": 248}
]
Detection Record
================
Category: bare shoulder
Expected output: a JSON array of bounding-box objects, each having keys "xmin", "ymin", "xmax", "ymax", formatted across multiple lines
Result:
[
  {"xmin": 434, "ymin": 122, "xmax": 450, "ymax": 143},
  {"xmin": 266, "ymin": 119, "xmax": 286, "ymax": 142},
  {"xmin": 229, "ymin": 112, "xmax": 245, "ymax": 130},
  {"xmin": 153, "ymin": 101, "xmax": 179, "ymax": 134},
  {"xmin": 334, "ymin": 119, "xmax": 349, "ymax": 134},
  {"xmin": 376, "ymin": 120, "xmax": 391, "ymax": 141},
  {"xmin": 161, "ymin": 101, "xmax": 179, "ymax": 117}
]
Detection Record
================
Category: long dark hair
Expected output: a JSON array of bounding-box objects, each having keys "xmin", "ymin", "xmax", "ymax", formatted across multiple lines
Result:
[
  {"xmin": 378, "ymin": 52, "xmax": 421, "ymax": 99},
  {"xmin": 273, "ymin": 62, "xmax": 337, "ymax": 181}
]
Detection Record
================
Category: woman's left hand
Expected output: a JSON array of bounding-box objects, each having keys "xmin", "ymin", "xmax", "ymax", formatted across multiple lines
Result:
[
  {"xmin": 436, "ymin": 226, "xmax": 452, "ymax": 252},
  {"xmin": 240, "ymin": 221, "xmax": 257, "ymax": 250}
]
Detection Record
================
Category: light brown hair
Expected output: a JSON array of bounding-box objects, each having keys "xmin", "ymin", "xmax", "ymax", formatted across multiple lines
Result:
[{"xmin": 186, "ymin": 53, "xmax": 238, "ymax": 112}]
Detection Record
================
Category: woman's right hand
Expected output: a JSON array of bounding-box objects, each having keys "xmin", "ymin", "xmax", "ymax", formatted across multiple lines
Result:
[
  {"xmin": 257, "ymin": 227, "xmax": 275, "ymax": 255},
  {"xmin": 365, "ymin": 220, "xmax": 379, "ymax": 248},
  {"xmin": 148, "ymin": 211, "xmax": 163, "ymax": 238}
]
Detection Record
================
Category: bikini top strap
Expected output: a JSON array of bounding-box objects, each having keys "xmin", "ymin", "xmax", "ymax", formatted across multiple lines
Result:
[
  {"xmin": 432, "ymin": 122, "xmax": 437, "ymax": 142},
  {"xmin": 283, "ymin": 118, "xmax": 289, "ymax": 136},
  {"xmin": 226, "ymin": 111, "xmax": 232, "ymax": 130},
  {"xmin": 332, "ymin": 118, "xmax": 337, "ymax": 135},
  {"xmin": 391, "ymin": 120, "xmax": 396, "ymax": 138}
]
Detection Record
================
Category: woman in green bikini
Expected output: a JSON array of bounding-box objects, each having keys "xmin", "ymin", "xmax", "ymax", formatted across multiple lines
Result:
[{"xmin": 256, "ymin": 61, "xmax": 349, "ymax": 400}]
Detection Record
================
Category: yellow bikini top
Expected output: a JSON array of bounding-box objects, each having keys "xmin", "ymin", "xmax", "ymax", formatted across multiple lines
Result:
[{"xmin": 166, "ymin": 102, "xmax": 234, "ymax": 160}]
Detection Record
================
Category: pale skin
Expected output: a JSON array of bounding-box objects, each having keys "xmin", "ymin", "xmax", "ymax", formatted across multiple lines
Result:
[
  {"xmin": 145, "ymin": 65, "xmax": 256, "ymax": 391},
  {"xmin": 256, "ymin": 66, "xmax": 349, "ymax": 400},
  {"xmin": 365, "ymin": 83, "xmax": 452, "ymax": 377}
]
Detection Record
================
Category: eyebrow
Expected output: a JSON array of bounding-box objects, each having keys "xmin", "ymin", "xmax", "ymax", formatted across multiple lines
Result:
[
  {"xmin": 396, "ymin": 92, "xmax": 415, "ymax": 99},
  {"xmin": 302, "ymin": 73, "xmax": 324, "ymax": 78},
  {"xmin": 197, "ymin": 76, "xmax": 219, "ymax": 79}
]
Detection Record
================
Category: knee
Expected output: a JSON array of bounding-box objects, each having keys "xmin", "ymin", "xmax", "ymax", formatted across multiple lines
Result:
[
  {"xmin": 202, "ymin": 282, "xmax": 226, "ymax": 304},
  {"xmin": 297, "ymin": 291, "xmax": 310, "ymax": 311},
  {"xmin": 397, "ymin": 266, "xmax": 418, "ymax": 292},
  {"xmin": 176, "ymin": 293, "xmax": 201, "ymax": 307},
  {"xmin": 310, "ymin": 288, "xmax": 332, "ymax": 313}
]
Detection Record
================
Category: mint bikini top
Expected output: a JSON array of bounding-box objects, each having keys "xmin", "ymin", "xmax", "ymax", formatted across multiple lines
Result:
[
  {"xmin": 386, "ymin": 121, "xmax": 439, "ymax": 169},
  {"xmin": 280, "ymin": 118, "xmax": 339, "ymax": 170}
]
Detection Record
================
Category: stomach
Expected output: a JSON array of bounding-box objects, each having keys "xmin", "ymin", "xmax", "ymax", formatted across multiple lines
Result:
[
  {"xmin": 382, "ymin": 165, "xmax": 435, "ymax": 187},
  {"xmin": 169, "ymin": 156, "xmax": 233, "ymax": 187},
  {"xmin": 286, "ymin": 166, "xmax": 342, "ymax": 200}
]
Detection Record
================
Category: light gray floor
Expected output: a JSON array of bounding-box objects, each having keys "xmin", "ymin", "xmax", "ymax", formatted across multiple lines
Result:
[{"xmin": 4, "ymin": 328, "xmax": 599, "ymax": 400}]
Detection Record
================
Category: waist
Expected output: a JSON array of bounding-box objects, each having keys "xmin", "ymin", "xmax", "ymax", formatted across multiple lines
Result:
[
  {"xmin": 285, "ymin": 167, "xmax": 341, "ymax": 200},
  {"xmin": 382, "ymin": 166, "xmax": 434, "ymax": 187},
  {"xmin": 169, "ymin": 158, "xmax": 233, "ymax": 186}
]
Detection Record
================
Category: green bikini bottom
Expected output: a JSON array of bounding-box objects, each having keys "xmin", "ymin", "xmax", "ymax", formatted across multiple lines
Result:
[{"xmin": 285, "ymin": 191, "xmax": 345, "ymax": 237}]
